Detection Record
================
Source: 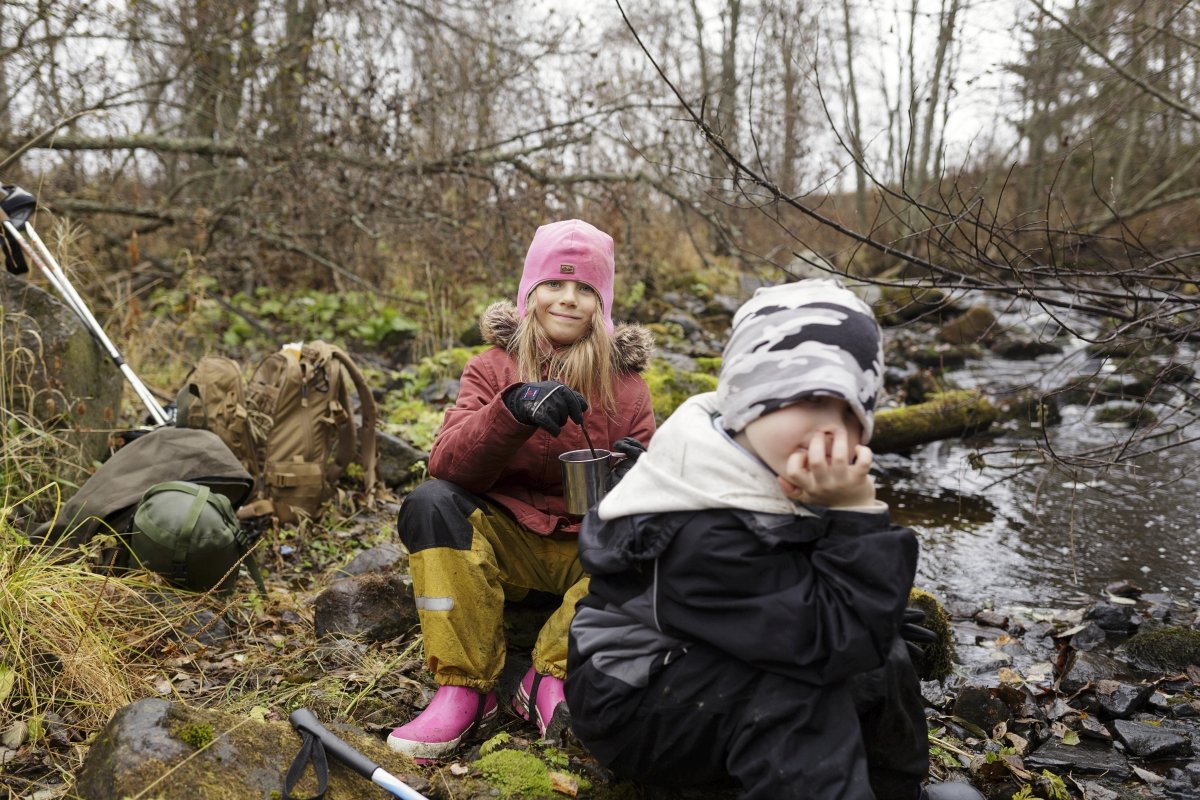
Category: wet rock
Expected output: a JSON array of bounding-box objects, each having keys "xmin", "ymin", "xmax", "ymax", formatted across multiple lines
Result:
[
  {"xmin": 990, "ymin": 336, "xmax": 1062, "ymax": 360},
  {"xmin": 1074, "ymin": 779, "xmax": 1122, "ymax": 800},
  {"xmin": 375, "ymin": 431, "xmax": 427, "ymax": 489},
  {"xmin": 994, "ymin": 389, "xmax": 1061, "ymax": 427},
  {"xmin": 1080, "ymin": 715, "xmax": 1113, "ymax": 741},
  {"xmin": 1085, "ymin": 601, "xmax": 1139, "ymax": 634},
  {"xmin": 975, "ymin": 610, "xmax": 1008, "ymax": 628},
  {"xmin": 1024, "ymin": 738, "xmax": 1131, "ymax": 778},
  {"xmin": 1070, "ymin": 622, "xmax": 1108, "ymax": 652},
  {"xmin": 1059, "ymin": 651, "xmax": 1127, "ymax": 695},
  {"xmin": 1113, "ymin": 719, "xmax": 1194, "ymax": 759},
  {"xmin": 909, "ymin": 343, "xmax": 976, "ymax": 369},
  {"xmin": 313, "ymin": 572, "xmax": 418, "ymax": 642},
  {"xmin": 1163, "ymin": 763, "xmax": 1200, "ymax": 799},
  {"xmin": 1092, "ymin": 679, "xmax": 1154, "ymax": 719},
  {"xmin": 336, "ymin": 542, "xmax": 405, "ymax": 576},
  {"xmin": 1106, "ymin": 580, "xmax": 1143, "ymax": 599},
  {"xmin": 1150, "ymin": 691, "xmax": 1200, "ymax": 719},
  {"xmin": 952, "ymin": 685, "xmax": 1013, "ymax": 734}
]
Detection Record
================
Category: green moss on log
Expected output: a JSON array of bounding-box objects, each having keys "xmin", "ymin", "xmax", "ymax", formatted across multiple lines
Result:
[{"xmin": 873, "ymin": 391, "xmax": 996, "ymax": 454}]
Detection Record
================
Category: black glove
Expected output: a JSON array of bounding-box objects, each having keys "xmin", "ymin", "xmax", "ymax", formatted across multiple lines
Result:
[
  {"xmin": 901, "ymin": 607, "xmax": 938, "ymax": 677},
  {"xmin": 503, "ymin": 381, "xmax": 588, "ymax": 436},
  {"xmin": 609, "ymin": 437, "xmax": 646, "ymax": 483}
]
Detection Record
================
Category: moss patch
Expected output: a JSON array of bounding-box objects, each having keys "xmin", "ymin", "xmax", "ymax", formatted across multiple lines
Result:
[
  {"xmin": 643, "ymin": 357, "xmax": 719, "ymax": 422},
  {"xmin": 173, "ymin": 721, "xmax": 216, "ymax": 749},
  {"xmin": 909, "ymin": 588, "xmax": 956, "ymax": 682},
  {"xmin": 873, "ymin": 390, "xmax": 996, "ymax": 454},
  {"xmin": 1125, "ymin": 627, "xmax": 1200, "ymax": 672},
  {"xmin": 473, "ymin": 748, "xmax": 567, "ymax": 799}
]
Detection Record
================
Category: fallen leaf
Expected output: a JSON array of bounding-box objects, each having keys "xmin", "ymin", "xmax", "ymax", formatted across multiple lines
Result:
[
  {"xmin": 549, "ymin": 772, "xmax": 578, "ymax": 797},
  {"xmin": 1133, "ymin": 766, "xmax": 1164, "ymax": 784},
  {"xmin": 448, "ymin": 763, "xmax": 469, "ymax": 776},
  {"xmin": 997, "ymin": 667, "xmax": 1023, "ymax": 685}
]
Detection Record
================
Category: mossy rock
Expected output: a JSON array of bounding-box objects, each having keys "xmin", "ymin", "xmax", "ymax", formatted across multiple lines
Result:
[
  {"xmin": 937, "ymin": 305, "xmax": 998, "ymax": 346},
  {"xmin": 1, "ymin": 274, "xmax": 123, "ymax": 474},
  {"xmin": 875, "ymin": 285, "xmax": 955, "ymax": 326},
  {"xmin": 75, "ymin": 698, "xmax": 428, "ymax": 800},
  {"xmin": 909, "ymin": 588, "xmax": 956, "ymax": 682},
  {"xmin": 1124, "ymin": 627, "xmax": 1200, "ymax": 672},
  {"xmin": 995, "ymin": 389, "xmax": 1062, "ymax": 428},
  {"xmin": 643, "ymin": 356, "xmax": 719, "ymax": 423},
  {"xmin": 1092, "ymin": 404, "xmax": 1157, "ymax": 428}
]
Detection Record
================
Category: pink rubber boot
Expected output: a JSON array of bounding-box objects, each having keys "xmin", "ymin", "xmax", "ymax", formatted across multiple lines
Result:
[
  {"xmin": 387, "ymin": 684, "xmax": 497, "ymax": 762},
  {"xmin": 512, "ymin": 666, "xmax": 570, "ymax": 739}
]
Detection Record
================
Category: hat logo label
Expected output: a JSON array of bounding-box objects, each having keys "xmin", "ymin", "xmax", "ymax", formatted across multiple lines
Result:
[{"xmin": 559, "ymin": 264, "xmax": 575, "ymax": 274}]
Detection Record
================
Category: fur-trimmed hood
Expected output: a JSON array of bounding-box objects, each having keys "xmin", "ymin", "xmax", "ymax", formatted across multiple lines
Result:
[{"xmin": 478, "ymin": 301, "xmax": 654, "ymax": 373}]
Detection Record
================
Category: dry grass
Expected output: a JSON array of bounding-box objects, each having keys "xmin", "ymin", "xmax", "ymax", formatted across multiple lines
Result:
[{"xmin": 0, "ymin": 513, "xmax": 204, "ymax": 742}]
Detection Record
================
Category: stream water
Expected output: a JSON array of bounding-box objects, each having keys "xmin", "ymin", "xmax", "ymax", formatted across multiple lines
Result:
[{"xmin": 873, "ymin": 297, "xmax": 1200, "ymax": 611}]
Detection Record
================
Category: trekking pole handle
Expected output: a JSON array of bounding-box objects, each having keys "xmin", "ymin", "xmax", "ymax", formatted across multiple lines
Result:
[
  {"xmin": 289, "ymin": 708, "xmax": 377, "ymax": 778},
  {"xmin": 288, "ymin": 708, "xmax": 430, "ymax": 800}
]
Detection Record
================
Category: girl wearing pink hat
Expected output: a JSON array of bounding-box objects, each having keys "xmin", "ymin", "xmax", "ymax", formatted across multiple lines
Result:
[{"xmin": 388, "ymin": 219, "xmax": 656, "ymax": 760}]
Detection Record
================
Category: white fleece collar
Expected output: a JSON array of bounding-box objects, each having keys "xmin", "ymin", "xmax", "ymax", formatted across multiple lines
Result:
[{"xmin": 598, "ymin": 393, "xmax": 809, "ymax": 519}]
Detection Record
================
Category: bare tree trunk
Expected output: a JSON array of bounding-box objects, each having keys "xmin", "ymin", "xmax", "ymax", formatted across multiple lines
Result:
[
  {"xmin": 912, "ymin": 0, "xmax": 961, "ymax": 195},
  {"xmin": 841, "ymin": 0, "xmax": 867, "ymax": 221},
  {"xmin": 0, "ymin": 4, "xmax": 10, "ymax": 139},
  {"xmin": 270, "ymin": 0, "xmax": 321, "ymax": 142}
]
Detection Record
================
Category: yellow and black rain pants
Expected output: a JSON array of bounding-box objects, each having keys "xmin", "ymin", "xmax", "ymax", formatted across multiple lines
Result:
[{"xmin": 397, "ymin": 479, "xmax": 588, "ymax": 692}]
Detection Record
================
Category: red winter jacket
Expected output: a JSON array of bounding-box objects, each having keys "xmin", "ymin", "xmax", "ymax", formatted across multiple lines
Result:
[{"xmin": 427, "ymin": 302, "xmax": 657, "ymax": 535}]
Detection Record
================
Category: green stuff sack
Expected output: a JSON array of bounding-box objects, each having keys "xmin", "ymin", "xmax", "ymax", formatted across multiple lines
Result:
[{"xmin": 130, "ymin": 481, "xmax": 256, "ymax": 594}]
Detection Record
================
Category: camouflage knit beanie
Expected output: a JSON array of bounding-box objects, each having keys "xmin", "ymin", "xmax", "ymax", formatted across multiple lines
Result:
[{"xmin": 717, "ymin": 279, "xmax": 885, "ymax": 442}]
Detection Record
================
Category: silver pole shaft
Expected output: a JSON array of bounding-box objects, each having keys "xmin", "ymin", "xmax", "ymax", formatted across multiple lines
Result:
[
  {"xmin": 371, "ymin": 768, "xmax": 431, "ymax": 800},
  {"xmin": 4, "ymin": 220, "xmax": 170, "ymax": 425}
]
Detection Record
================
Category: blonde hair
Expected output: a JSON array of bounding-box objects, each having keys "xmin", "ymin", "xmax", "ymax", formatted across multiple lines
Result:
[{"xmin": 511, "ymin": 302, "xmax": 616, "ymax": 412}]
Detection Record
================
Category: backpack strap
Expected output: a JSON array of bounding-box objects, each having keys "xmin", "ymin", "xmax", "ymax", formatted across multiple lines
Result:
[
  {"xmin": 329, "ymin": 346, "xmax": 378, "ymax": 504},
  {"xmin": 167, "ymin": 483, "xmax": 209, "ymax": 585}
]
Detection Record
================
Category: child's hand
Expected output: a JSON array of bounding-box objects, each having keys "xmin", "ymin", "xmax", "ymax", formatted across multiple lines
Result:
[{"xmin": 777, "ymin": 428, "xmax": 876, "ymax": 508}]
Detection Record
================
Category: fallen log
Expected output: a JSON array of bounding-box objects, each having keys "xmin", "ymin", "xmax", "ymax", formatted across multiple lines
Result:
[{"xmin": 873, "ymin": 390, "xmax": 996, "ymax": 454}]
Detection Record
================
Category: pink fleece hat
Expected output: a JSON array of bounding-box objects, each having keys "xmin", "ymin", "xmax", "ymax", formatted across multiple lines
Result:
[{"xmin": 517, "ymin": 219, "xmax": 615, "ymax": 334}]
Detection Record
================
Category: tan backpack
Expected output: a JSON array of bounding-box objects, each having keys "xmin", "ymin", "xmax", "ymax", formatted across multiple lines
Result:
[
  {"xmin": 176, "ymin": 342, "xmax": 378, "ymax": 524},
  {"xmin": 175, "ymin": 356, "xmax": 261, "ymax": 479}
]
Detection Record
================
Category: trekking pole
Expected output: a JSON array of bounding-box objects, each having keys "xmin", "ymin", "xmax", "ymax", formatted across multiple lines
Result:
[
  {"xmin": 287, "ymin": 708, "xmax": 430, "ymax": 800},
  {"xmin": 1, "ymin": 184, "xmax": 171, "ymax": 426}
]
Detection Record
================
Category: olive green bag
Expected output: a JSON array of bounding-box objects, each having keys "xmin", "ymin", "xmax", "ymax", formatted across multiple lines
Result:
[{"xmin": 131, "ymin": 481, "xmax": 264, "ymax": 595}]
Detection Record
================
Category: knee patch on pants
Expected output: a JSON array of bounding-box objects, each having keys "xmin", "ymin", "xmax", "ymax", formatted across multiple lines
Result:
[{"xmin": 398, "ymin": 479, "xmax": 484, "ymax": 552}]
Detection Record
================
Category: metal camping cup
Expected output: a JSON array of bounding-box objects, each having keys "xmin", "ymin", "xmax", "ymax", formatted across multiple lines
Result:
[{"xmin": 559, "ymin": 449, "xmax": 626, "ymax": 515}]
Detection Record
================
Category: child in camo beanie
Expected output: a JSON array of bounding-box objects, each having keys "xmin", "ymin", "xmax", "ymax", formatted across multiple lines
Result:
[{"xmin": 717, "ymin": 279, "xmax": 884, "ymax": 443}]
